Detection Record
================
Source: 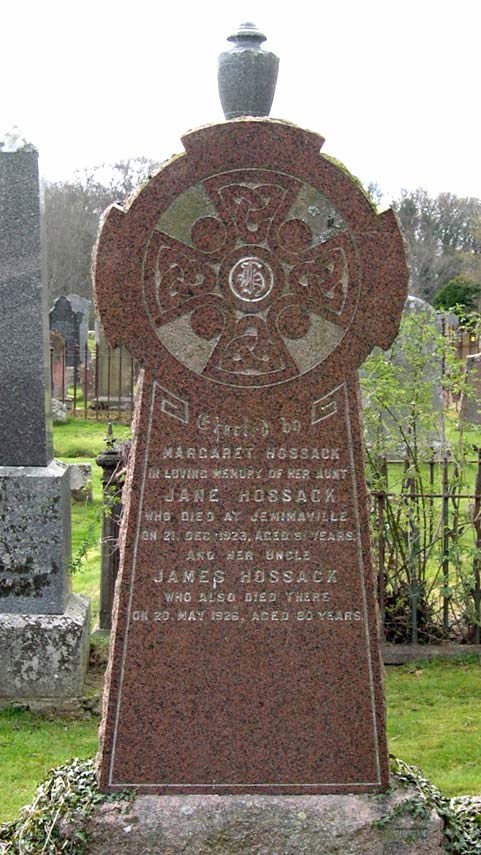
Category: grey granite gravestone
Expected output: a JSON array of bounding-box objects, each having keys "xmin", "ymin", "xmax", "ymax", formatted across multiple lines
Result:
[
  {"xmin": 362, "ymin": 295, "xmax": 445, "ymax": 458},
  {"xmin": 0, "ymin": 145, "xmax": 89, "ymax": 703},
  {"xmin": 67, "ymin": 293, "xmax": 91, "ymax": 359},
  {"xmin": 460, "ymin": 352, "xmax": 481, "ymax": 425},
  {"xmin": 50, "ymin": 295, "xmax": 83, "ymax": 366},
  {"xmin": 95, "ymin": 320, "xmax": 135, "ymax": 403},
  {"xmin": 0, "ymin": 151, "xmax": 52, "ymax": 467}
]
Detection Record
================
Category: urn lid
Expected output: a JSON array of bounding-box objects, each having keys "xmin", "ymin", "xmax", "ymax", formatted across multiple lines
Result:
[
  {"xmin": 226, "ymin": 22, "xmax": 267, "ymax": 46},
  {"xmin": 218, "ymin": 22, "xmax": 280, "ymax": 120}
]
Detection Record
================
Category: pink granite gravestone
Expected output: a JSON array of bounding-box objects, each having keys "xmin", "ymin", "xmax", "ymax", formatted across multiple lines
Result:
[{"xmin": 94, "ymin": 119, "xmax": 408, "ymax": 795}]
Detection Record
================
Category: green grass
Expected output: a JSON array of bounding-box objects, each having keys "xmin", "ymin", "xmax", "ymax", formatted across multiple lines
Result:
[
  {"xmin": 1, "ymin": 658, "xmax": 481, "ymax": 822},
  {"xmin": 53, "ymin": 419, "xmax": 129, "ymax": 624},
  {"xmin": 66, "ymin": 457, "xmax": 103, "ymax": 623},
  {"xmin": 386, "ymin": 656, "xmax": 481, "ymax": 797},
  {"xmin": 2, "ymin": 419, "xmax": 481, "ymax": 822},
  {"xmin": 0, "ymin": 709, "xmax": 97, "ymax": 822},
  {"xmin": 53, "ymin": 418, "xmax": 129, "ymax": 459}
]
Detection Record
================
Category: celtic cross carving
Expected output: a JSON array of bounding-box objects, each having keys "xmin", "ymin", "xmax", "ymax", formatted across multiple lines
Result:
[{"xmin": 142, "ymin": 169, "xmax": 360, "ymax": 387}]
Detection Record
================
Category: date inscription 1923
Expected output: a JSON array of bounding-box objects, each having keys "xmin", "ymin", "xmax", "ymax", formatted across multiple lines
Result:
[{"xmin": 95, "ymin": 120, "xmax": 407, "ymax": 795}]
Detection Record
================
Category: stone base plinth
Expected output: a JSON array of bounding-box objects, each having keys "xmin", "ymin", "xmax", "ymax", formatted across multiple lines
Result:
[
  {"xmin": 0, "ymin": 594, "xmax": 90, "ymax": 700},
  {"xmin": 70, "ymin": 786, "xmax": 444, "ymax": 854},
  {"xmin": 0, "ymin": 459, "xmax": 71, "ymax": 614}
]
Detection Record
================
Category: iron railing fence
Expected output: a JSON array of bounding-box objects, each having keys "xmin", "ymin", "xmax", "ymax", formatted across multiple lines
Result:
[
  {"xmin": 369, "ymin": 451, "xmax": 481, "ymax": 645},
  {"xmin": 50, "ymin": 328, "xmax": 481, "ymax": 423},
  {"xmin": 53, "ymin": 328, "xmax": 481, "ymax": 643},
  {"xmin": 50, "ymin": 340, "xmax": 139, "ymax": 424},
  {"xmin": 94, "ymin": 443, "xmax": 481, "ymax": 645}
]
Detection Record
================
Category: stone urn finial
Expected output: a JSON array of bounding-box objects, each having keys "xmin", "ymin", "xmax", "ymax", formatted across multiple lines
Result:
[{"xmin": 217, "ymin": 22, "xmax": 280, "ymax": 120}]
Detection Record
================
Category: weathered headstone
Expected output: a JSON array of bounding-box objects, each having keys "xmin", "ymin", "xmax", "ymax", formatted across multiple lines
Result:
[
  {"xmin": 49, "ymin": 295, "xmax": 83, "ymax": 365},
  {"xmin": 404, "ymin": 296, "xmax": 445, "ymax": 433},
  {"xmin": 52, "ymin": 397, "xmax": 68, "ymax": 424},
  {"xmin": 95, "ymin": 117, "xmax": 408, "ymax": 794},
  {"xmin": 69, "ymin": 463, "xmax": 93, "ymax": 503},
  {"xmin": 95, "ymin": 320, "xmax": 136, "ymax": 404},
  {"xmin": 460, "ymin": 352, "xmax": 481, "ymax": 424},
  {"xmin": 362, "ymin": 294, "xmax": 446, "ymax": 457},
  {"xmin": 67, "ymin": 293, "xmax": 91, "ymax": 355},
  {"xmin": 0, "ymin": 145, "xmax": 89, "ymax": 702}
]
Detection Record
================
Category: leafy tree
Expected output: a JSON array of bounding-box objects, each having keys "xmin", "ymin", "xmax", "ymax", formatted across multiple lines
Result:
[
  {"xmin": 365, "ymin": 181, "xmax": 383, "ymax": 208},
  {"xmin": 392, "ymin": 190, "xmax": 481, "ymax": 302},
  {"xmin": 360, "ymin": 306, "xmax": 478, "ymax": 643},
  {"xmin": 433, "ymin": 275, "xmax": 481, "ymax": 321},
  {"xmin": 44, "ymin": 157, "xmax": 158, "ymax": 304},
  {"xmin": 393, "ymin": 190, "xmax": 458, "ymax": 301}
]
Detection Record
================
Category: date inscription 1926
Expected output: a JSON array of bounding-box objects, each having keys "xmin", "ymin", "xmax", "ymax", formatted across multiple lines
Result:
[{"xmin": 94, "ymin": 120, "xmax": 408, "ymax": 796}]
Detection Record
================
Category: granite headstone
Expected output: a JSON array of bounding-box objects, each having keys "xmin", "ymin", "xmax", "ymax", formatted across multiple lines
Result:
[
  {"xmin": 67, "ymin": 293, "xmax": 91, "ymax": 357},
  {"xmin": 0, "ymin": 150, "xmax": 52, "ymax": 467},
  {"xmin": 460, "ymin": 352, "xmax": 481, "ymax": 424},
  {"xmin": 0, "ymin": 146, "xmax": 89, "ymax": 701},
  {"xmin": 95, "ymin": 119, "xmax": 408, "ymax": 794},
  {"xmin": 95, "ymin": 320, "xmax": 135, "ymax": 402},
  {"xmin": 49, "ymin": 295, "xmax": 82, "ymax": 366}
]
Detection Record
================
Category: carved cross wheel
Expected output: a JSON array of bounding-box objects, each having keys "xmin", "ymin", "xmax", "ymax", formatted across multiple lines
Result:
[
  {"xmin": 142, "ymin": 168, "xmax": 359, "ymax": 387},
  {"xmin": 95, "ymin": 120, "xmax": 407, "ymax": 394}
]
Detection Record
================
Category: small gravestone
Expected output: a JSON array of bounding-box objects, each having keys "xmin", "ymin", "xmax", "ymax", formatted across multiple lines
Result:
[
  {"xmin": 69, "ymin": 462, "xmax": 93, "ymax": 502},
  {"xmin": 0, "ymin": 144, "xmax": 89, "ymax": 702},
  {"xmin": 67, "ymin": 293, "xmax": 91, "ymax": 358},
  {"xmin": 50, "ymin": 295, "xmax": 82, "ymax": 365},
  {"xmin": 362, "ymin": 294, "xmax": 445, "ymax": 458},
  {"xmin": 94, "ymin": 106, "xmax": 408, "ymax": 794},
  {"xmin": 51, "ymin": 397, "xmax": 68, "ymax": 424},
  {"xmin": 460, "ymin": 353, "xmax": 481, "ymax": 424},
  {"xmin": 95, "ymin": 320, "xmax": 136, "ymax": 405},
  {"xmin": 404, "ymin": 296, "xmax": 445, "ymax": 426}
]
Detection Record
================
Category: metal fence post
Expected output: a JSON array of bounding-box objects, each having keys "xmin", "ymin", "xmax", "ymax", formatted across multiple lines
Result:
[
  {"xmin": 96, "ymin": 424, "xmax": 123, "ymax": 631},
  {"xmin": 442, "ymin": 455, "xmax": 450, "ymax": 637},
  {"xmin": 473, "ymin": 447, "xmax": 481, "ymax": 644}
]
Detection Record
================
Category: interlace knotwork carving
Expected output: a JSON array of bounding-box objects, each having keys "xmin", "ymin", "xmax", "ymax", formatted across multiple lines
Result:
[{"xmin": 142, "ymin": 169, "xmax": 359, "ymax": 386}]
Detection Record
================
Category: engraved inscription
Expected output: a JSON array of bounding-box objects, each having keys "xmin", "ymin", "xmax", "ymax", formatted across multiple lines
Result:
[
  {"xmin": 94, "ymin": 118, "xmax": 406, "ymax": 795},
  {"xmin": 129, "ymin": 392, "xmax": 365, "ymax": 630}
]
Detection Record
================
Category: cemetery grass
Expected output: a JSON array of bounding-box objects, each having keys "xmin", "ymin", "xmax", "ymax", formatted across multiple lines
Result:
[
  {"xmin": 386, "ymin": 655, "xmax": 481, "ymax": 797},
  {"xmin": 0, "ymin": 708, "xmax": 98, "ymax": 824},
  {"xmin": 1, "ymin": 657, "xmax": 481, "ymax": 822},
  {"xmin": 53, "ymin": 417, "xmax": 130, "ymax": 459},
  {"xmin": 55, "ymin": 419, "xmax": 130, "ymax": 623},
  {"xmin": 2, "ymin": 418, "xmax": 481, "ymax": 822}
]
